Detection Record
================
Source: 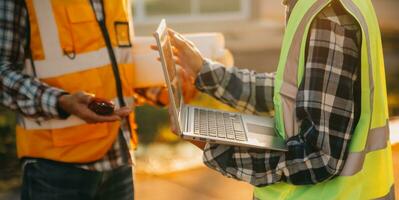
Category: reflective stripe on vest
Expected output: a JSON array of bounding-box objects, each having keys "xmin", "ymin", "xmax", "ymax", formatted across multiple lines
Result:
[
  {"xmin": 24, "ymin": 47, "xmax": 133, "ymax": 79},
  {"xmin": 257, "ymin": 0, "xmax": 394, "ymax": 199},
  {"xmin": 20, "ymin": 97, "xmax": 134, "ymax": 130}
]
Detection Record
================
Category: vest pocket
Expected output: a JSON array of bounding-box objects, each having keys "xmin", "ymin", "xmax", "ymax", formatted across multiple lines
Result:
[
  {"xmin": 44, "ymin": 69, "xmax": 105, "ymax": 97},
  {"xmin": 51, "ymin": 123, "xmax": 111, "ymax": 147},
  {"xmin": 66, "ymin": 3, "xmax": 103, "ymax": 54},
  {"xmin": 115, "ymin": 22, "xmax": 131, "ymax": 47}
]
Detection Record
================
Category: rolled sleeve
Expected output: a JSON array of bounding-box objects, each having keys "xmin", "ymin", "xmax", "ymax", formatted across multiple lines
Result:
[
  {"xmin": 0, "ymin": 64, "xmax": 67, "ymax": 119},
  {"xmin": 195, "ymin": 59, "xmax": 275, "ymax": 115},
  {"xmin": 0, "ymin": 1, "xmax": 67, "ymax": 120}
]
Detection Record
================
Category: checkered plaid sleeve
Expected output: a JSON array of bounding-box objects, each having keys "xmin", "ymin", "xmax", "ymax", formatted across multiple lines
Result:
[
  {"xmin": 195, "ymin": 60, "xmax": 275, "ymax": 116},
  {"xmin": 0, "ymin": 0, "xmax": 66, "ymax": 119},
  {"xmin": 198, "ymin": 4, "xmax": 361, "ymax": 186}
]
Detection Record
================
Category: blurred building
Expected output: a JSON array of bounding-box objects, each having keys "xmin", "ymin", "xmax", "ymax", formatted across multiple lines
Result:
[
  {"xmin": 134, "ymin": 0, "xmax": 284, "ymax": 52},
  {"xmin": 133, "ymin": 0, "xmax": 399, "ymax": 71},
  {"xmin": 133, "ymin": 0, "xmax": 398, "ymax": 49}
]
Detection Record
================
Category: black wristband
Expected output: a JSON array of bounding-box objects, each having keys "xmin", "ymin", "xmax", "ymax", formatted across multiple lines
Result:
[{"xmin": 56, "ymin": 92, "xmax": 71, "ymax": 119}]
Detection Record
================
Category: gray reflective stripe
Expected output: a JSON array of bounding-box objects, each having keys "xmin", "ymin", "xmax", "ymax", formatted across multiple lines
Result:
[
  {"xmin": 373, "ymin": 185, "xmax": 395, "ymax": 200},
  {"xmin": 283, "ymin": 0, "xmax": 330, "ymax": 87},
  {"xmin": 29, "ymin": 0, "xmax": 133, "ymax": 79},
  {"xmin": 340, "ymin": 0, "xmax": 375, "ymax": 139},
  {"xmin": 280, "ymin": 0, "xmax": 330, "ymax": 138},
  {"xmin": 340, "ymin": 122, "xmax": 389, "ymax": 176},
  {"xmin": 19, "ymin": 97, "xmax": 134, "ymax": 130},
  {"xmin": 33, "ymin": 0, "xmax": 62, "ymax": 60},
  {"xmin": 365, "ymin": 123, "xmax": 390, "ymax": 152},
  {"xmin": 282, "ymin": 0, "xmax": 330, "ymax": 88},
  {"xmin": 25, "ymin": 47, "xmax": 133, "ymax": 79},
  {"xmin": 340, "ymin": 0, "xmax": 375, "ymax": 93},
  {"xmin": 337, "ymin": 0, "xmax": 382, "ymax": 177}
]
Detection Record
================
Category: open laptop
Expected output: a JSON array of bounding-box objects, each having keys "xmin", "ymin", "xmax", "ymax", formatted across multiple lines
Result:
[{"xmin": 154, "ymin": 19, "xmax": 287, "ymax": 151}]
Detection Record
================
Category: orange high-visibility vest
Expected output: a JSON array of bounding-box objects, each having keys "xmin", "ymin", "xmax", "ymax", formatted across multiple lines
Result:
[{"xmin": 16, "ymin": 0, "xmax": 138, "ymax": 163}]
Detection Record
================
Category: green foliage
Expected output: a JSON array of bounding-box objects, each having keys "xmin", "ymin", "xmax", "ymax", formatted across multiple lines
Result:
[
  {"xmin": 0, "ymin": 107, "xmax": 20, "ymax": 192},
  {"xmin": 135, "ymin": 104, "xmax": 170, "ymax": 144},
  {"xmin": 0, "ymin": 107, "xmax": 16, "ymax": 155}
]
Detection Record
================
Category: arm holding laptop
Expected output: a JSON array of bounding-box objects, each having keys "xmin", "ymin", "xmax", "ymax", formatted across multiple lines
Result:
[
  {"xmin": 166, "ymin": 23, "xmax": 359, "ymax": 186},
  {"xmin": 167, "ymin": 30, "xmax": 274, "ymax": 116}
]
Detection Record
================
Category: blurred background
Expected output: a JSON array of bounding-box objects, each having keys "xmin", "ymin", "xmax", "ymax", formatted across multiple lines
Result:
[{"xmin": 1, "ymin": 0, "xmax": 398, "ymax": 199}]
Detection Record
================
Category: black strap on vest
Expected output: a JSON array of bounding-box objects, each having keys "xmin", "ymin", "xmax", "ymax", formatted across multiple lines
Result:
[
  {"xmin": 89, "ymin": 0, "xmax": 135, "ymax": 147},
  {"xmin": 90, "ymin": 0, "xmax": 135, "ymax": 158},
  {"xmin": 89, "ymin": 0, "xmax": 126, "ymax": 108}
]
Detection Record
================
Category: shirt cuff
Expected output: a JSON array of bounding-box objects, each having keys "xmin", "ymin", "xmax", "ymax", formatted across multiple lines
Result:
[
  {"xmin": 41, "ymin": 87, "xmax": 70, "ymax": 119},
  {"xmin": 194, "ymin": 58, "xmax": 216, "ymax": 91}
]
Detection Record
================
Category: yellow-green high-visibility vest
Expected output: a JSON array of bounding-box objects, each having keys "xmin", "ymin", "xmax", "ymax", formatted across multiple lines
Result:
[{"xmin": 255, "ymin": 0, "xmax": 395, "ymax": 199}]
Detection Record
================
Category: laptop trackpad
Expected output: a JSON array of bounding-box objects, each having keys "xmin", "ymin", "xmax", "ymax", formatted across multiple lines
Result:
[{"xmin": 246, "ymin": 123, "xmax": 275, "ymax": 136}]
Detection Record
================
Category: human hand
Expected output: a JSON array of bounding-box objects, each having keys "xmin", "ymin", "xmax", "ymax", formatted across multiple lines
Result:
[
  {"xmin": 58, "ymin": 92, "xmax": 132, "ymax": 123},
  {"xmin": 178, "ymin": 67, "xmax": 198, "ymax": 102},
  {"xmin": 151, "ymin": 29, "xmax": 205, "ymax": 80},
  {"xmin": 168, "ymin": 29, "xmax": 205, "ymax": 79}
]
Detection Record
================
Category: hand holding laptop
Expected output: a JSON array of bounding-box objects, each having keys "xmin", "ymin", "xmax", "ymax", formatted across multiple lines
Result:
[{"xmin": 153, "ymin": 19, "xmax": 287, "ymax": 151}]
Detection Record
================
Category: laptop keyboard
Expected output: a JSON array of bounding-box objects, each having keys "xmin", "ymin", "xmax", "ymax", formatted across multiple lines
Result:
[{"xmin": 193, "ymin": 108, "xmax": 247, "ymax": 141}]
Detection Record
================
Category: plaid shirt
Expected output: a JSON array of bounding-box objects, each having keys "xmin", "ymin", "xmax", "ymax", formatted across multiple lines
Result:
[
  {"xmin": 0, "ymin": 0, "xmax": 163, "ymax": 171},
  {"xmin": 195, "ymin": 2, "xmax": 361, "ymax": 186}
]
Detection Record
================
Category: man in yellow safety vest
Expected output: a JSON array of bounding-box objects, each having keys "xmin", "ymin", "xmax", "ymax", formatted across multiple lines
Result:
[{"xmin": 166, "ymin": 0, "xmax": 394, "ymax": 199}]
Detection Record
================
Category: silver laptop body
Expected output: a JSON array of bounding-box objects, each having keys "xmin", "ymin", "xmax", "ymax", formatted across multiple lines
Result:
[{"xmin": 154, "ymin": 19, "xmax": 287, "ymax": 151}]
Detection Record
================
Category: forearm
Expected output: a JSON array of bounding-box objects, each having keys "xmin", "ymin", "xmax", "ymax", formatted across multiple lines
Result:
[
  {"xmin": 195, "ymin": 59, "xmax": 275, "ymax": 115},
  {"xmin": 0, "ymin": 0, "xmax": 66, "ymax": 119},
  {"xmin": 203, "ymin": 115, "xmax": 356, "ymax": 187},
  {"xmin": 0, "ymin": 62, "xmax": 66, "ymax": 119}
]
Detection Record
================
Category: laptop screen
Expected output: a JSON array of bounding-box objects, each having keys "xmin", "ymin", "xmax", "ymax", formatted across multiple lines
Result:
[{"xmin": 154, "ymin": 19, "xmax": 183, "ymax": 132}]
